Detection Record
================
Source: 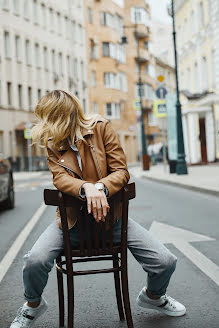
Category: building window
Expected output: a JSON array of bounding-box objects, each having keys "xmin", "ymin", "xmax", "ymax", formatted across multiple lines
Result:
[
  {"xmin": 15, "ymin": 35, "xmax": 21, "ymax": 61},
  {"xmin": 187, "ymin": 68, "xmax": 191, "ymax": 91},
  {"xmin": 57, "ymin": 12, "xmax": 61, "ymax": 34},
  {"xmin": 81, "ymin": 61, "xmax": 84, "ymax": 81},
  {"xmin": 184, "ymin": 18, "xmax": 188, "ymax": 43},
  {"xmin": 66, "ymin": 55, "xmax": 70, "ymax": 76},
  {"xmin": 41, "ymin": 4, "xmax": 46, "ymax": 27},
  {"xmin": 49, "ymin": 8, "xmax": 54, "ymax": 31},
  {"xmin": 88, "ymin": 7, "xmax": 93, "ymax": 23},
  {"xmin": 13, "ymin": 0, "xmax": 19, "ymax": 14},
  {"xmin": 35, "ymin": 43, "xmax": 40, "ymax": 68},
  {"xmin": 25, "ymin": 40, "xmax": 31, "ymax": 65},
  {"xmin": 28, "ymin": 86, "xmax": 32, "ymax": 109},
  {"xmin": 93, "ymin": 102, "xmax": 98, "ymax": 113},
  {"xmin": 0, "ymin": 131, "xmax": 3, "ymax": 153},
  {"xmin": 51, "ymin": 49, "xmax": 56, "ymax": 72},
  {"xmin": 18, "ymin": 84, "xmax": 22, "ymax": 108},
  {"xmin": 58, "ymin": 52, "xmax": 63, "ymax": 75},
  {"xmin": 135, "ymin": 83, "xmax": 154, "ymax": 100},
  {"xmin": 2, "ymin": 0, "xmax": 9, "ymax": 10},
  {"xmin": 37, "ymin": 89, "xmax": 41, "ymax": 100},
  {"xmin": 23, "ymin": 0, "xmax": 29, "ymax": 19},
  {"xmin": 104, "ymin": 72, "xmax": 127, "ymax": 91},
  {"xmin": 64, "ymin": 17, "xmax": 69, "ymax": 39},
  {"xmin": 90, "ymin": 39, "xmax": 99, "ymax": 59},
  {"xmin": 74, "ymin": 58, "xmax": 78, "ymax": 79},
  {"xmin": 131, "ymin": 7, "xmax": 150, "ymax": 26},
  {"xmin": 43, "ymin": 46, "xmax": 48, "ymax": 71},
  {"xmin": 212, "ymin": 49, "xmax": 216, "ymax": 88},
  {"xmin": 105, "ymin": 103, "xmax": 120, "ymax": 119},
  {"xmin": 7, "ymin": 82, "xmax": 12, "ymax": 106},
  {"xmin": 102, "ymin": 42, "xmax": 125, "ymax": 63},
  {"xmin": 91, "ymin": 71, "xmax": 96, "ymax": 87},
  {"xmin": 199, "ymin": 2, "xmax": 204, "ymax": 29},
  {"xmin": 33, "ymin": 0, "xmax": 38, "ymax": 24},
  {"xmin": 201, "ymin": 57, "xmax": 208, "ymax": 91},
  {"xmin": 4, "ymin": 31, "xmax": 10, "ymax": 58},
  {"xmin": 190, "ymin": 10, "xmax": 196, "ymax": 35}
]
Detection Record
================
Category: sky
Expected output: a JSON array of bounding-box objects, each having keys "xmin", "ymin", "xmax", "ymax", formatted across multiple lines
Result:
[{"xmin": 148, "ymin": 0, "xmax": 172, "ymax": 24}]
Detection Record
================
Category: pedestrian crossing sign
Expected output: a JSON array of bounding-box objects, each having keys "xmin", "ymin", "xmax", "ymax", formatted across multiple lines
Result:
[
  {"xmin": 24, "ymin": 129, "xmax": 32, "ymax": 139},
  {"xmin": 153, "ymin": 100, "xmax": 167, "ymax": 118}
]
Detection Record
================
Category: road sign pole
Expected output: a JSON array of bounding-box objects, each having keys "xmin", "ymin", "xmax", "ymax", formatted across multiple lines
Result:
[
  {"xmin": 161, "ymin": 118, "xmax": 167, "ymax": 172},
  {"xmin": 25, "ymin": 122, "xmax": 32, "ymax": 172}
]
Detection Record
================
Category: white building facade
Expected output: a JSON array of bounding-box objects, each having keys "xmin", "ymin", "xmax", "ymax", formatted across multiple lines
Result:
[
  {"xmin": 0, "ymin": 0, "xmax": 88, "ymax": 170},
  {"xmin": 176, "ymin": 0, "xmax": 219, "ymax": 164}
]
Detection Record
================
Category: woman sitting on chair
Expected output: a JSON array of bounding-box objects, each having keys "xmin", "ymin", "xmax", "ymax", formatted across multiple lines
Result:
[{"xmin": 10, "ymin": 90, "xmax": 186, "ymax": 328}]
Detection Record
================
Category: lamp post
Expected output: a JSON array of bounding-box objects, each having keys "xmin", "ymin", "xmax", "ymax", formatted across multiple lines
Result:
[
  {"xmin": 122, "ymin": 25, "xmax": 150, "ymax": 171},
  {"xmin": 169, "ymin": 0, "xmax": 188, "ymax": 174}
]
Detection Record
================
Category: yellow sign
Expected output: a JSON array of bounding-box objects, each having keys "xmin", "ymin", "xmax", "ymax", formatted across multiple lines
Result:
[
  {"xmin": 153, "ymin": 100, "xmax": 167, "ymax": 118},
  {"xmin": 157, "ymin": 75, "xmax": 165, "ymax": 83},
  {"xmin": 24, "ymin": 129, "xmax": 32, "ymax": 139},
  {"xmin": 133, "ymin": 98, "xmax": 141, "ymax": 110}
]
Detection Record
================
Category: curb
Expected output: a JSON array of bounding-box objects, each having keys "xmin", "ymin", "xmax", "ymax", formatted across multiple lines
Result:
[{"xmin": 143, "ymin": 176, "xmax": 219, "ymax": 197}]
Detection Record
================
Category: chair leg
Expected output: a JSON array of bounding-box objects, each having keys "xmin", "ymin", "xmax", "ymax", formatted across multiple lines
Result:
[
  {"xmin": 56, "ymin": 257, "xmax": 65, "ymax": 327},
  {"xmin": 67, "ymin": 273, "xmax": 74, "ymax": 328},
  {"xmin": 113, "ymin": 256, "xmax": 125, "ymax": 321},
  {"xmin": 121, "ymin": 267, "xmax": 134, "ymax": 328}
]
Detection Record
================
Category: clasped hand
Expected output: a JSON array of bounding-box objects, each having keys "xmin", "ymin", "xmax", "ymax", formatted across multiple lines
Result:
[{"xmin": 82, "ymin": 183, "xmax": 110, "ymax": 222}]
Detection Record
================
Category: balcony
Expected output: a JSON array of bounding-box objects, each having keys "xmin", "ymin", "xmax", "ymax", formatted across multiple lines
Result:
[
  {"xmin": 135, "ymin": 24, "xmax": 149, "ymax": 39},
  {"xmin": 135, "ymin": 48, "xmax": 150, "ymax": 63}
]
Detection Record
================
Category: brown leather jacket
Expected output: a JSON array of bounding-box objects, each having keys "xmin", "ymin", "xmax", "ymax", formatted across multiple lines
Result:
[{"xmin": 47, "ymin": 117, "xmax": 130, "ymax": 229}]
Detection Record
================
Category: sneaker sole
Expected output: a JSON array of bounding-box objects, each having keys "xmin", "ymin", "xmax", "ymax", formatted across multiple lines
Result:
[{"xmin": 136, "ymin": 297, "xmax": 186, "ymax": 317}]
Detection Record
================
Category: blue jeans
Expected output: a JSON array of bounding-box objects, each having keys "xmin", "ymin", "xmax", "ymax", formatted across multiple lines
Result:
[{"xmin": 23, "ymin": 218, "xmax": 177, "ymax": 302}]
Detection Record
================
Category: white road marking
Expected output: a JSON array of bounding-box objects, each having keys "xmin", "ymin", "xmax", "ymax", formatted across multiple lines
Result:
[
  {"xmin": 0, "ymin": 202, "xmax": 47, "ymax": 283},
  {"xmin": 149, "ymin": 221, "xmax": 219, "ymax": 286}
]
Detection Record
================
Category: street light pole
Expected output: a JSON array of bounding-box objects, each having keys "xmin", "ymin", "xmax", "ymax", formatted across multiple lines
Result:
[
  {"xmin": 134, "ymin": 26, "xmax": 150, "ymax": 171},
  {"xmin": 171, "ymin": 0, "xmax": 188, "ymax": 174}
]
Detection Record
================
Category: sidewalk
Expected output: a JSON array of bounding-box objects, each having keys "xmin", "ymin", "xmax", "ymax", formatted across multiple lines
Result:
[
  {"xmin": 13, "ymin": 171, "xmax": 51, "ymax": 181},
  {"xmin": 129, "ymin": 163, "xmax": 219, "ymax": 196}
]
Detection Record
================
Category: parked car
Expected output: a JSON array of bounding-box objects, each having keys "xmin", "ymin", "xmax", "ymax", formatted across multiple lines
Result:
[{"xmin": 0, "ymin": 153, "xmax": 15, "ymax": 209}]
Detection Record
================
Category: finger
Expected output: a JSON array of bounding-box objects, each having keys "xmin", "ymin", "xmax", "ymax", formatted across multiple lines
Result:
[
  {"xmin": 87, "ymin": 197, "xmax": 91, "ymax": 214},
  {"xmin": 101, "ymin": 197, "xmax": 107, "ymax": 218},
  {"xmin": 91, "ymin": 199, "xmax": 98, "ymax": 221},
  {"xmin": 96, "ymin": 198, "xmax": 103, "ymax": 222}
]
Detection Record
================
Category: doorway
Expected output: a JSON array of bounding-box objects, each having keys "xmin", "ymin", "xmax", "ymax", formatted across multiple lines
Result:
[{"xmin": 199, "ymin": 118, "xmax": 207, "ymax": 163}]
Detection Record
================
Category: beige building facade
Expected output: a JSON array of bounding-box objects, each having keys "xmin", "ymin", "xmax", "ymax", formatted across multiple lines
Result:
[
  {"xmin": 0, "ymin": 0, "xmax": 88, "ymax": 170},
  {"xmin": 85, "ymin": 0, "xmax": 156, "ymax": 163}
]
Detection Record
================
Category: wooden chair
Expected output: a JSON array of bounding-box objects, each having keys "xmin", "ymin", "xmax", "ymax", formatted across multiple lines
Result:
[{"xmin": 44, "ymin": 183, "xmax": 135, "ymax": 328}]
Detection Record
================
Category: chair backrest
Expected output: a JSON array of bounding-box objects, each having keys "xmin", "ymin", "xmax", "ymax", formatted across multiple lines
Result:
[{"xmin": 44, "ymin": 183, "xmax": 135, "ymax": 257}]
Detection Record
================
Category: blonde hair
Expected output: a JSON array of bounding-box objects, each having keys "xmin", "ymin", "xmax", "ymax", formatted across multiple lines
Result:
[{"xmin": 31, "ymin": 90, "xmax": 99, "ymax": 149}]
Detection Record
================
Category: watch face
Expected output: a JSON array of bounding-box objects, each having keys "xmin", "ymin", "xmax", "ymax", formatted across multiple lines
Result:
[{"xmin": 95, "ymin": 183, "xmax": 104, "ymax": 190}]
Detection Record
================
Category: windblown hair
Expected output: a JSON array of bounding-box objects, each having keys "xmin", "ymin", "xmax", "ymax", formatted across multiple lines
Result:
[{"xmin": 31, "ymin": 90, "xmax": 99, "ymax": 149}]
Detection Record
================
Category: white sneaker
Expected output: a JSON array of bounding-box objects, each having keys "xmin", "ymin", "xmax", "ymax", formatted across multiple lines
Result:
[
  {"xmin": 136, "ymin": 287, "xmax": 186, "ymax": 317},
  {"xmin": 10, "ymin": 297, "xmax": 48, "ymax": 327}
]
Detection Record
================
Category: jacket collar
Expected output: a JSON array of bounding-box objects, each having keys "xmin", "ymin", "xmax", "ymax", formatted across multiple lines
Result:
[{"xmin": 58, "ymin": 128, "xmax": 94, "ymax": 151}]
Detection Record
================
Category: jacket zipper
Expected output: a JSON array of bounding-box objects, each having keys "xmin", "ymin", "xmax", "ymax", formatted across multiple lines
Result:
[
  {"xmin": 57, "ymin": 162, "xmax": 83, "ymax": 180},
  {"xmin": 90, "ymin": 143, "xmax": 103, "ymax": 179}
]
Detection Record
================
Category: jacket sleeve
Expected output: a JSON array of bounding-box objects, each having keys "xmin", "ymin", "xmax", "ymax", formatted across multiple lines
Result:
[
  {"xmin": 98, "ymin": 121, "xmax": 130, "ymax": 196},
  {"xmin": 47, "ymin": 146, "xmax": 88, "ymax": 198}
]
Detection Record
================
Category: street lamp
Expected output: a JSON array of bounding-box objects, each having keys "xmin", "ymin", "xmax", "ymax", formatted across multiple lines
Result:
[
  {"xmin": 168, "ymin": 1, "xmax": 188, "ymax": 175},
  {"xmin": 121, "ymin": 25, "xmax": 150, "ymax": 171}
]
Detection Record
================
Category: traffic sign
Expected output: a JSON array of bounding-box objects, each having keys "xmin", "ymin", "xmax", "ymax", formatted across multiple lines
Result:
[
  {"xmin": 133, "ymin": 98, "xmax": 141, "ymax": 110},
  {"xmin": 157, "ymin": 75, "xmax": 165, "ymax": 83},
  {"xmin": 153, "ymin": 100, "xmax": 167, "ymax": 118},
  {"xmin": 24, "ymin": 129, "xmax": 32, "ymax": 139},
  {"xmin": 155, "ymin": 86, "xmax": 168, "ymax": 99}
]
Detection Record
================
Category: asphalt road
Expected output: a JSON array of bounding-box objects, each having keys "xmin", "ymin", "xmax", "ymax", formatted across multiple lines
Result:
[{"xmin": 0, "ymin": 174, "xmax": 219, "ymax": 328}]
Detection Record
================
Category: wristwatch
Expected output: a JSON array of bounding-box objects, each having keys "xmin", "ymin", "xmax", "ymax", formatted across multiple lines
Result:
[{"xmin": 95, "ymin": 182, "xmax": 105, "ymax": 191}]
